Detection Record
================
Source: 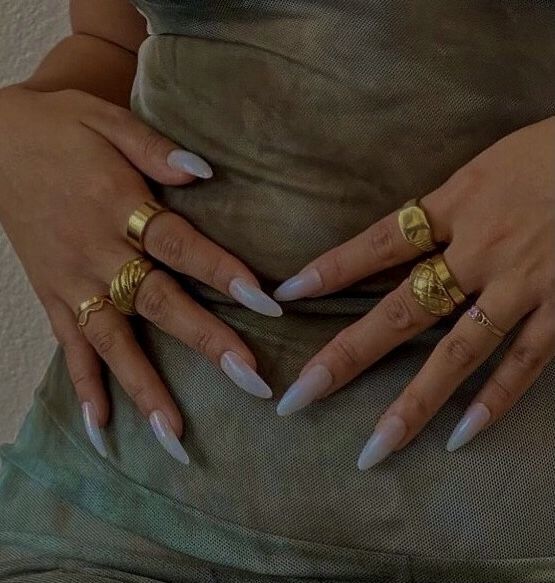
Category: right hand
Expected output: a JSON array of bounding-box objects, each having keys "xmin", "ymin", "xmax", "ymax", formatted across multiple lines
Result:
[{"xmin": 0, "ymin": 86, "xmax": 282, "ymax": 463}]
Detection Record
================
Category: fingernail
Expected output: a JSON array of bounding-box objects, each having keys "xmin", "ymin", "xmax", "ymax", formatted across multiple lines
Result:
[
  {"xmin": 228, "ymin": 277, "xmax": 283, "ymax": 317},
  {"xmin": 446, "ymin": 403, "xmax": 490, "ymax": 452},
  {"xmin": 167, "ymin": 148, "xmax": 213, "ymax": 179},
  {"xmin": 273, "ymin": 267, "xmax": 323, "ymax": 301},
  {"xmin": 81, "ymin": 401, "xmax": 108, "ymax": 458},
  {"xmin": 357, "ymin": 415, "xmax": 407, "ymax": 470},
  {"xmin": 220, "ymin": 351, "xmax": 273, "ymax": 399},
  {"xmin": 149, "ymin": 410, "xmax": 190, "ymax": 465},
  {"xmin": 276, "ymin": 364, "xmax": 333, "ymax": 416}
]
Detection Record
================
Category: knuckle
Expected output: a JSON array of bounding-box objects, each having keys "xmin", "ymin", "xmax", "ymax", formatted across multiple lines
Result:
[
  {"xmin": 509, "ymin": 344, "xmax": 543, "ymax": 372},
  {"xmin": 140, "ymin": 127, "xmax": 166, "ymax": 161},
  {"xmin": 71, "ymin": 370, "xmax": 97, "ymax": 390},
  {"xmin": 402, "ymin": 387, "xmax": 433, "ymax": 420},
  {"xmin": 190, "ymin": 327, "xmax": 216, "ymax": 357},
  {"xmin": 136, "ymin": 279, "xmax": 169, "ymax": 325},
  {"xmin": 154, "ymin": 231, "xmax": 186, "ymax": 265},
  {"xmin": 203, "ymin": 253, "xmax": 226, "ymax": 287},
  {"xmin": 440, "ymin": 335, "xmax": 478, "ymax": 369},
  {"xmin": 329, "ymin": 332, "xmax": 362, "ymax": 369},
  {"xmin": 382, "ymin": 291, "xmax": 415, "ymax": 331},
  {"xmin": 90, "ymin": 328, "xmax": 117, "ymax": 357},
  {"xmin": 488, "ymin": 376, "xmax": 514, "ymax": 404},
  {"xmin": 367, "ymin": 221, "xmax": 395, "ymax": 262}
]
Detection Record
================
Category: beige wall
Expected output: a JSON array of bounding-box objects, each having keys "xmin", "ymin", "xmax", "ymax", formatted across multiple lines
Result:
[{"xmin": 0, "ymin": 1, "xmax": 70, "ymax": 443}]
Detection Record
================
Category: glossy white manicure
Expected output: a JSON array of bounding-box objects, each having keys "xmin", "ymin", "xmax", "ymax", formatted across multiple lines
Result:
[
  {"xmin": 447, "ymin": 403, "xmax": 491, "ymax": 452},
  {"xmin": 167, "ymin": 149, "xmax": 213, "ymax": 179},
  {"xmin": 220, "ymin": 351, "xmax": 273, "ymax": 399},
  {"xmin": 81, "ymin": 401, "xmax": 108, "ymax": 458},
  {"xmin": 273, "ymin": 267, "xmax": 323, "ymax": 301},
  {"xmin": 357, "ymin": 415, "xmax": 407, "ymax": 470},
  {"xmin": 228, "ymin": 277, "xmax": 283, "ymax": 317},
  {"xmin": 276, "ymin": 364, "xmax": 333, "ymax": 416},
  {"xmin": 149, "ymin": 410, "xmax": 190, "ymax": 465}
]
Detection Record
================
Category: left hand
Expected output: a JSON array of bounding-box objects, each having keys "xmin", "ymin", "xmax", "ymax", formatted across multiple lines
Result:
[{"xmin": 272, "ymin": 116, "xmax": 555, "ymax": 470}]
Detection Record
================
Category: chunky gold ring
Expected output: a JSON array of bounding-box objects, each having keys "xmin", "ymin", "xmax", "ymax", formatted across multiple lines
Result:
[
  {"xmin": 428, "ymin": 254, "xmax": 466, "ymax": 305},
  {"xmin": 409, "ymin": 258, "xmax": 455, "ymax": 316},
  {"xmin": 126, "ymin": 201, "xmax": 169, "ymax": 252},
  {"xmin": 467, "ymin": 304, "xmax": 506, "ymax": 338},
  {"xmin": 109, "ymin": 256, "xmax": 154, "ymax": 315},
  {"xmin": 76, "ymin": 295, "xmax": 114, "ymax": 332},
  {"xmin": 398, "ymin": 198, "xmax": 437, "ymax": 253}
]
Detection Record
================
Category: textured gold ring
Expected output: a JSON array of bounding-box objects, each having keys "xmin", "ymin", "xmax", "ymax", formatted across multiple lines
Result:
[
  {"xmin": 126, "ymin": 200, "xmax": 170, "ymax": 252},
  {"xmin": 428, "ymin": 254, "xmax": 467, "ymax": 305},
  {"xmin": 76, "ymin": 295, "xmax": 114, "ymax": 332},
  {"xmin": 409, "ymin": 258, "xmax": 455, "ymax": 316},
  {"xmin": 109, "ymin": 256, "xmax": 154, "ymax": 316},
  {"xmin": 398, "ymin": 198, "xmax": 437, "ymax": 253},
  {"xmin": 467, "ymin": 304, "xmax": 506, "ymax": 338}
]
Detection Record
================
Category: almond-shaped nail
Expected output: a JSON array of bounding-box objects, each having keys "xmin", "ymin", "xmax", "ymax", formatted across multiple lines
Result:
[
  {"xmin": 149, "ymin": 410, "xmax": 190, "ymax": 465},
  {"xmin": 220, "ymin": 351, "xmax": 272, "ymax": 399},
  {"xmin": 276, "ymin": 364, "xmax": 333, "ymax": 416},
  {"xmin": 81, "ymin": 401, "xmax": 108, "ymax": 458},
  {"xmin": 273, "ymin": 267, "xmax": 323, "ymax": 301},
  {"xmin": 446, "ymin": 403, "xmax": 491, "ymax": 452},
  {"xmin": 167, "ymin": 148, "xmax": 213, "ymax": 179},
  {"xmin": 357, "ymin": 415, "xmax": 407, "ymax": 470},
  {"xmin": 228, "ymin": 277, "xmax": 283, "ymax": 317}
]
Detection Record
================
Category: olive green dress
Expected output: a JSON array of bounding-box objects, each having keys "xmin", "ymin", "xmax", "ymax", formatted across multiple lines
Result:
[{"xmin": 1, "ymin": 2, "xmax": 555, "ymax": 582}]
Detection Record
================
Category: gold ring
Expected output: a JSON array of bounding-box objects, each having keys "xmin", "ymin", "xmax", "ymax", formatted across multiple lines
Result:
[
  {"xmin": 428, "ymin": 254, "xmax": 466, "ymax": 305},
  {"xmin": 109, "ymin": 256, "xmax": 154, "ymax": 315},
  {"xmin": 126, "ymin": 200, "xmax": 169, "ymax": 252},
  {"xmin": 76, "ymin": 295, "xmax": 114, "ymax": 332},
  {"xmin": 467, "ymin": 304, "xmax": 506, "ymax": 338},
  {"xmin": 398, "ymin": 198, "xmax": 437, "ymax": 253},
  {"xmin": 409, "ymin": 258, "xmax": 455, "ymax": 316}
]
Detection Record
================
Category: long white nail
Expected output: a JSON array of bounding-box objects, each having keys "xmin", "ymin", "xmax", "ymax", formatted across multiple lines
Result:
[
  {"xmin": 167, "ymin": 149, "xmax": 213, "ymax": 179},
  {"xmin": 357, "ymin": 415, "xmax": 407, "ymax": 470},
  {"xmin": 228, "ymin": 278, "xmax": 283, "ymax": 317},
  {"xmin": 81, "ymin": 402, "xmax": 108, "ymax": 458},
  {"xmin": 149, "ymin": 410, "xmax": 190, "ymax": 465},
  {"xmin": 447, "ymin": 403, "xmax": 491, "ymax": 452},
  {"xmin": 276, "ymin": 364, "xmax": 333, "ymax": 416},
  {"xmin": 220, "ymin": 351, "xmax": 272, "ymax": 398},
  {"xmin": 273, "ymin": 267, "xmax": 323, "ymax": 301}
]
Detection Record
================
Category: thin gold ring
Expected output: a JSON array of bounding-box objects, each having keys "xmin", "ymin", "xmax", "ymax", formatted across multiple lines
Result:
[
  {"xmin": 126, "ymin": 200, "xmax": 170, "ymax": 252},
  {"xmin": 398, "ymin": 198, "xmax": 437, "ymax": 253},
  {"xmin": 76, "ymin": 295, "xmax": 114, "ymax": 332},
  {"xmin": 467, "ymin": 304, "xmax": 507, "ymax": 338},
  {"xmin": 109, "ymin": 256, "xmax": 154, "ymax": 316},
  {"xmin": 428, "ymin": 254, "xmax": 466, "ymax": 305}
]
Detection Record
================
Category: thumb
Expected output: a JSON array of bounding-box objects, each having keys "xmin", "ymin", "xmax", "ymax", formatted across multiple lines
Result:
[{"xmin": 80, "ymin": 99, "xmax": 213, "ymax": 185}]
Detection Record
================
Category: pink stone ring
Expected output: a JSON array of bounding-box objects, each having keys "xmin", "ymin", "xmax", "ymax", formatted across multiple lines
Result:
[{"xmin": 466, "ymin": 304, "xmax": 507, "ymax": 338}]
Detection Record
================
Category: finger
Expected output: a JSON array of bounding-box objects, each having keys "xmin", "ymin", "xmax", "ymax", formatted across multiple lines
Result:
[
  {"xmin": 133, "ymin": 269, "xmax": 273, "ymax": 399},
  {"xmin": 446, "ymin": 302, "xmax": 555, "ymax": 452},
  {"xmin": 276, "ymin": 278, "xmax": 438, "ymax": 416},
  {"xmin": 273, "ymin": 197, "xmax": 450, "ymax": 301},
  {"xmin": 47, "ymin": 297, "xmax": 109, "ymax": 458},
  {"xmin": 79, "ymin": 97, "xmax": 213, "ymax": 184},
  {"xmin": 358, "ymin": 284, "xmax": 526, "ymax": 470},
  {"xmin": 141, "ymin": 211, "xmax": 282, "ymax": 317}
]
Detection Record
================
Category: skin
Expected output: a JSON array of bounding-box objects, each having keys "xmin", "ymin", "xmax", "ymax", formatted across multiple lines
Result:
[
  {"xmin": 0, "ymin": 0, "xmax": 276, "ymax": 440},
  {"xmin": 275, "ymin": 116, "xmax": 555, "ymax": 462}
]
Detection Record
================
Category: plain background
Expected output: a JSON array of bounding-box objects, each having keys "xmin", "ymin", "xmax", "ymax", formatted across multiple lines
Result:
[{"xmin": 0, "ymin": 0, "xmax": 70, "ymax": 443}]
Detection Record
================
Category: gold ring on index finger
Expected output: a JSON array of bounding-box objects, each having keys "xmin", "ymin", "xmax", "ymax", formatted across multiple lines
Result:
[
  {"xmin": 398, "ymin": 198, "xmax": 437, "ymax": 253},
  {"xmin": 126, "ymin": 200, "xmax": 170, "ymax": 252}
]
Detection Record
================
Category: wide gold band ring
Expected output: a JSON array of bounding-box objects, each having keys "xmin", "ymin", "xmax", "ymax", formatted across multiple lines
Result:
[
  {"xmin": 126, "ymin": 200, "xmax": 169, "ymax": 252},
  {"xmin": 467, "ymin": 304, "xmax": 507, "ymax": 338},
  {"xmin": 109, "ymin": 256, "xmax": 154, "ymax": 316},
  {"xmin": 409, "ymin": 254, "xmax": 467, "ymax": 317},
  {"xmin": 398, "ymin": 198, "xmax": 437, "ymax": 253},
  {"xmin": 76, "ymin": 295, "xmax": 114, "ymax": 332}
]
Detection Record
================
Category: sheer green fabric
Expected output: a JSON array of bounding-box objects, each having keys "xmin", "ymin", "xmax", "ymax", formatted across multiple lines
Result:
[{"xmin": 1, "ymin": 2, "xmax": 555, "ymax": 581}]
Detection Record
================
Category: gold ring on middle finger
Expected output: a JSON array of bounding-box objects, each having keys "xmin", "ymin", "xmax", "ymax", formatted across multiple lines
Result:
[{"xmin": 109, "ymin": 255, "xmax": 154, "ymax": 316}]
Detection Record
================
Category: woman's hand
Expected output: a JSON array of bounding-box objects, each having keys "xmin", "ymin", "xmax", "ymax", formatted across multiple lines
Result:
[
  {"xmin": 0, "ymin": 85, "xmax": 281, "ymax": 463},
  {"xmin": 272, "ymin": 116, "xmax": 555, "ymax": 469}
]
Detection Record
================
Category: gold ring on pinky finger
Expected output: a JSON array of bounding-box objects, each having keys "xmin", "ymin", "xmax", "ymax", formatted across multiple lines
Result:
[
  {"xmin": 76, "ymin": 295, "xmax": 114, "ymax": 332},
  {"xmin": 398, "ymin": 198, "xmax": 437, "ymax": 253},
  {"xmin": 126, "ymin": 200, "xmax": 170, "ymax": 252},
  {"xmin": 109, "ymin": 256, "xmax": 154, "ymax": 316},
  {"xmin": 409, "ymin": 258, "xmax": 456, "ymax": 317},
  {"xmin": 467, "ymin": 304, "xmax": 507, "ymax": 338}
]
